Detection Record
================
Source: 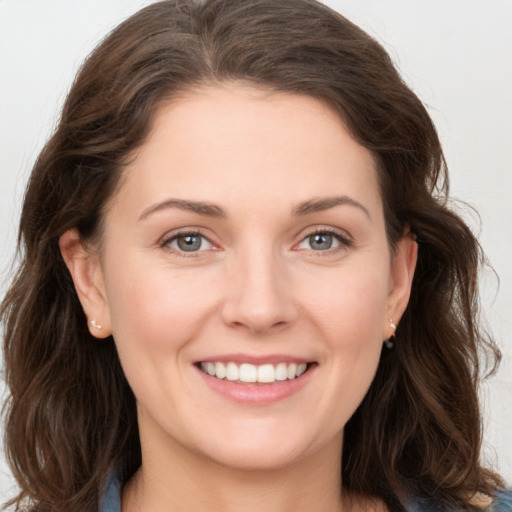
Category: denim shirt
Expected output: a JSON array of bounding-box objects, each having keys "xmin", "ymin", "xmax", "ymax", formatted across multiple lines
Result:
[
  {"xmin": 99, "ymin": 473, "xmax": 512, "ymax": 512},
  {"xmin": 100, "ymin": 472, "xmax": 122, "ymax": 512}
]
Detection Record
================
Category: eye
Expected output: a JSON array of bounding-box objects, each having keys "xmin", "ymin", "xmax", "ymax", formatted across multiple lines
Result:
[
  {"xmin": 296, "ymin": 229, "xmax": 351, "ymax": 252},
  {"xmin": 163, "ymin": 232, "xmax": 214, "ymax": 253}
]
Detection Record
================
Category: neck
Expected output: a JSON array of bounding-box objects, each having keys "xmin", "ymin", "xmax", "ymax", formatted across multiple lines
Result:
[{"xmin": 122, "ymin": 429, "xmax": 347, "ymax": 512}]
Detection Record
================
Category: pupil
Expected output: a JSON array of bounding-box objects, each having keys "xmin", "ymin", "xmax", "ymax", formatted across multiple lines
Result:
[
  {"xmin": 178, "ymin": 235, "xmax": 201, "ymax": 252},
  {"xmin": 310, "ymin": 233, "xmax": 332, "ymax": 250}
]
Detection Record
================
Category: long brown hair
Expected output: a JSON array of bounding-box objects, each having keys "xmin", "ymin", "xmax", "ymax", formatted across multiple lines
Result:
[{"xmin": 1, "ymin": 0, "xmax": 503, "ymax": 510}]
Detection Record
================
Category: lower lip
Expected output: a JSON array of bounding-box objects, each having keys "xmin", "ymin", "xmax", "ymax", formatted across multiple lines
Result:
[{"xmin": 195, "ymin": 365, "xmax": 316, "ymax": 405}]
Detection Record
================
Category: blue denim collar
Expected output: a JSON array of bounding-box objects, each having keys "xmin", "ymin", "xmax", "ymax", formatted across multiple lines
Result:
[{"xmin": 99, "ymin": 471, "xmax": 122, "ymax": 512}]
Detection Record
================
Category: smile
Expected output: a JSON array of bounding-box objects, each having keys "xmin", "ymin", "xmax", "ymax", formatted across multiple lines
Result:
[{"xmin": 199, "ymin": 361, "xmax": 309, "ymax": 384}]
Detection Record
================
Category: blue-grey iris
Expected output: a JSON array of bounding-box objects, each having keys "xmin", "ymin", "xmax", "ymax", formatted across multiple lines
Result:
[
  {"xmin": 309, "ymin": 233, "xmax": 333, "ymax": 250},
  {"xmin": 177, "ymin": 234, "xmax": 202, "ymax": 252}
]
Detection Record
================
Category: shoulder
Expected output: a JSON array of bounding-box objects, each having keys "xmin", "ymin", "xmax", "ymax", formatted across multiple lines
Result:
[
  {"xmin": 407, "ymin": 490, "xmax": 512, "ymax": 511},
  {"xmin": 99, "ymin": 471, "xmax": 122, "ymax": 512},
  {"xmin": 487, "ymin": 489, "xmax": 512, "ymax": 511}
]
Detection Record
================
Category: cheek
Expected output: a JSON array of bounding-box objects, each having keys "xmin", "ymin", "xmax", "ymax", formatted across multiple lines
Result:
[
  {"xmin": 301, "ymin": 262, "xmax": 390, "ymax": 341},
  {"xmin": 299, "ymin": 263, "xmax": 389, "ymax": 408},
  {"xmin": 103, "ymin": 262, "xmax": 224, "ymax": 412},
  {"xmin": 104, "ymin": 260, "xmax": 221, "ymax": 356}
]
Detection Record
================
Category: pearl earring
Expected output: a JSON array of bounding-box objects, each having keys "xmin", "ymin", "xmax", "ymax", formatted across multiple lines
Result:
[{"xmin": 90, "ymin": 319, "xmax": 102, "ymax": 330}]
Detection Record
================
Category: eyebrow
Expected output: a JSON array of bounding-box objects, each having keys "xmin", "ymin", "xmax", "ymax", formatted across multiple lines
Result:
[
  {"xmin": 138, "ymin": 198, "xmax": 227, "ymax": 221},
  {"xmin": 293, "ymin": 196, "xmax": 371, "ymax": 219},
  {"xmin": 138, "ymin": 195, "xmax": 370, "ymax": 222}
]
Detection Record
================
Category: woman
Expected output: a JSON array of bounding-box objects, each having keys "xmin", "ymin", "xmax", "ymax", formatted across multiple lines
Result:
[{"xmin": 1, "ymin": 0, "xmax": 510, "ymax": 510}]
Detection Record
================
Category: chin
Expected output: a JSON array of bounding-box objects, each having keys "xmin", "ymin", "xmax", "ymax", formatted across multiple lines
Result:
[
  {"xmin": 187, "ymin": 420, "xmax": 339, "ymax": 473},
  {"xmin": 201, "ymin": 442, "xmax": 311, "ymax": 472}
]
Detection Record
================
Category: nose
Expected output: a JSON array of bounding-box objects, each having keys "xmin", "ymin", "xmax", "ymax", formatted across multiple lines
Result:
[{"xmin": 221, "ymin": 248, "xmax": 298, "ymax": 335}]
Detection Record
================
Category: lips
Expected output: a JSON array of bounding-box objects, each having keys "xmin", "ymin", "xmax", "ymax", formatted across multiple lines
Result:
[
  {"xmin": 199, "ymin": 361, "xmax": 309, "ymax": 384},
  {"xmin": 194, "ymin": 354, "xmax": 316, "ymax": 403},
  {"xmin": 196, "ymin": 360, "xmax": 316, "ymax": 405}
]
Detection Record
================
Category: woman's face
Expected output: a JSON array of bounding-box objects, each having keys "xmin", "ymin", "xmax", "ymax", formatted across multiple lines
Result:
[{"xmin": 70, "ymin": 84, "xmax": 416, "ymax": 471}]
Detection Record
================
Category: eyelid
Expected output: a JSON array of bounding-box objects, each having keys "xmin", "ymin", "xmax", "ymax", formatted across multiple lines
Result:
[
  {"xmin": 159, "ymin": 228, "xmax": 219, "ymax": 256},
  {"xmin": 158, "ymin": 225, "xmax": 352, "ymax": 256},
  {"xmin": 294, "ymin": 226, "xmax": 353, "ymax": 252}
]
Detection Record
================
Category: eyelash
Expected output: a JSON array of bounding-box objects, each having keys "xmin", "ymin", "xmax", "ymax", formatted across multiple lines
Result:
[
  {"xmin": 160, "ymin": 230, "xmax": 215, "ymax": 258},
  {"xmin": 159, "ymin": 227, "xmax": 353, "ymax": 257},
  {"xmin": 296, "ymin": 228, "xmax": 353, "ymax": 254}
]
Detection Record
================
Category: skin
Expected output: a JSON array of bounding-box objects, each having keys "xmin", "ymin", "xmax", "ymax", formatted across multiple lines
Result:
[{"xmin": 61, "ymin": 84, "xmax": 417, "ymax": 512}]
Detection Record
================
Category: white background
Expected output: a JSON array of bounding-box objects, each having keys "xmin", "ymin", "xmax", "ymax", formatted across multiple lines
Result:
[{"xmin": 1, "ymin": 0, "xmax": 511, "ymax": 501}]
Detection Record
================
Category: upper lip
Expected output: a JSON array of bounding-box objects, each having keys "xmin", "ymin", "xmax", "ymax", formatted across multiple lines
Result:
[{"xmin": 194, "ymin": 353, "xmax": 314, "ymax": 365}]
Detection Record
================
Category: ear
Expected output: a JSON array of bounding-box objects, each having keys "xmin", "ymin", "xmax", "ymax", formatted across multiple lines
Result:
[
  {"xmin": 385, "ymin": 232, "xmax": 418, "ymax": 337},
  {"xmin": 59, "ymin": 229, "xmax": 112, "ymax": 338}
]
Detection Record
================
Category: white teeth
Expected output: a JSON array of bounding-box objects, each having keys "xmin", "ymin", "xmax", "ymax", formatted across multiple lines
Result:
[
  {"xmin": 239, "ymin": 363, "xmax": 258, "ymax": 382},
  {"xmin": 287, "ymin": 363, "xmax": 297, "ymax": 380},
  {"xmin": 200, "ymin": 361, "xmax": 310, "ymax": 383},
  {"xmin": 257, "ymin": 364, "xmax": 275, "ymax": 383},
  {"xmin": 206, "ymin": 362, "xmax": 216, "ymax": 376},
  {"xmin": 275, "ymin": 362, "xmax": 288, "ymax": 381},
  {"xmin": 296, "ymin": 363, "xmax": 307, "ymax": 377},
  {"xmin": 215, "ymin": 362, "xmax": 226, "ymax": 379},
  {"xmin": 226, "ymin": 362, "xmax": 239, "ymax": 381}
]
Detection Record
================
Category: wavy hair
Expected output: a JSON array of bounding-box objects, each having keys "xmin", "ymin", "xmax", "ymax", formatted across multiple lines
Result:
[{"xmin": 1, "ymin": 0, "xmax": 503, "ymax": 510}]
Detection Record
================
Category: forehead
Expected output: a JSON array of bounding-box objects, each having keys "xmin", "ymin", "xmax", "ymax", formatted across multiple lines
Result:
[{"xmin": 110, "ymin": 84, "xmax": 382, "ymax": 221}]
